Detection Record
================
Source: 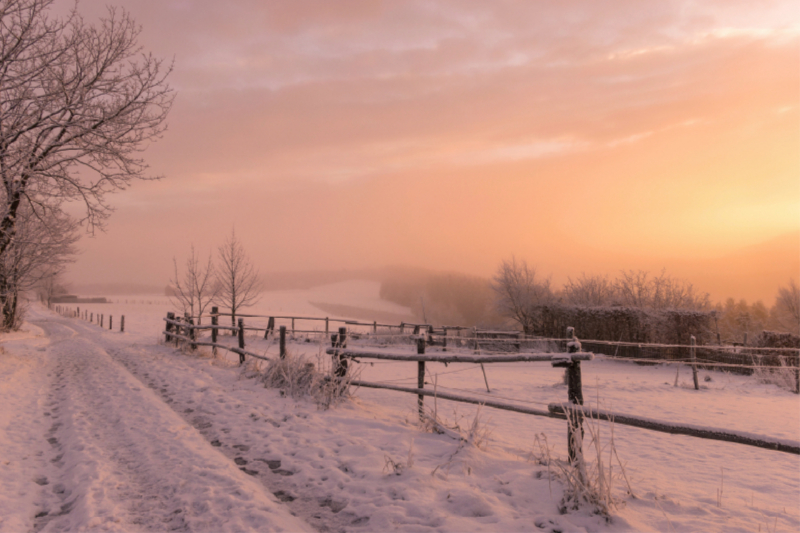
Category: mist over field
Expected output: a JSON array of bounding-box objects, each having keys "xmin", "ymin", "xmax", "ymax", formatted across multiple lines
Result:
[
  {"xmin": 2, "ymin": 1, "xmax": 798, "ymax": 532},
  {"xmin": 50, "ymin": 0, "xmax": 796, "ymax": 307}
]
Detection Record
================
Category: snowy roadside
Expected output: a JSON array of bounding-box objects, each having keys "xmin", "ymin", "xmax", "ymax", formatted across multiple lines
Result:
[
  {"xmin": 0, "ymin": 308, "xmax": 311, "ymax": 533},
  {"xmin": 103, "ymin": 329, "xmax": 617, "ymax": 532},
  {"xmin": 3, "ymin": 301, "xmax": 799, "ymax": 532}
]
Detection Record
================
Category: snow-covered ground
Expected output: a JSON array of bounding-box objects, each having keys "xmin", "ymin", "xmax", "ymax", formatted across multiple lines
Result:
[{"xmin": 3, "ymin": 282, "xmax": 799, "ymax": 532}]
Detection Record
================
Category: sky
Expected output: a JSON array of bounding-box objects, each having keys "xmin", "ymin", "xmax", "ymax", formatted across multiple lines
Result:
[{"xmin": 59, "ymin": 0, "xmax": 799, "ymax": 303}]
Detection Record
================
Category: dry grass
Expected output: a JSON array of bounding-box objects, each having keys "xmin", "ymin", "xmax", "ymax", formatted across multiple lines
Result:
[
  {"xmin": 383, "ymin": 439, "xmax": 415, "ymax": 476},
  {"xmin": 530, "ymin": 402, "xmax": 634, "ymax": 518},
  {"xmin": 752, "ymin": 355, "xmax": 798, "ymax": 392},
  {"xmin": 421, "ymin": 379, "xmax": 493, "ymax": 479},
  {"xmin": 260, "ymin": 343, "xmax": 360, "ymax": 409}
]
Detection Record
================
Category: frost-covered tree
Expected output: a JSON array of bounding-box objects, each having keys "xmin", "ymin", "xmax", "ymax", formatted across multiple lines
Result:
[
  {"xmin": 614, "ymin": 269, "xmax": 709, "ymax": 310},
  {"xmin": 491, "ymin": 257, "xmax": 553, "ymax": 334},
  {"xmin": 36, "ymin": 266, "xmax": 67, "ymax": 308},
  {"xmin": 215, "ymin": 229, "xmax": 263, "ymax": 330},
  {"xmin": 772, "ymin": 279, "xmax": 800, "ymax": 335},
  {"xmin": 169, "ymin": 245, "xmax": 218, "ymax": 325},
  {"xmin": 562, "ymin": 274, "xmax": 615, "ymax": 307},
  {"xmin": 0, "ymin": 0, "xmax": 173, "ymax": 258},
  {"xmin": 0, "ymin": 202, "xmax": 77, "ymax": 329}
]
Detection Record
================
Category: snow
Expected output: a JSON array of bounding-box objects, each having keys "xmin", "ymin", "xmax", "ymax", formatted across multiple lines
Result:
[{"xmin": 2, "ymin": 283, "xmax": 799, "ymax": 532}]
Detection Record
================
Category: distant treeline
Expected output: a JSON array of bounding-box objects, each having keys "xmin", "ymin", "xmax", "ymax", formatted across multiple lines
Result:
[{"xmin": 378, "ymin": 265, "xmax": 800, "ymax": 344}]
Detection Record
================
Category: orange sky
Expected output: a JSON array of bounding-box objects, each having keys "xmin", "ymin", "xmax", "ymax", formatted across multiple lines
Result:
[{"xmin": 62, "ymin": 0, "xmax": 799, "ymax": 303}]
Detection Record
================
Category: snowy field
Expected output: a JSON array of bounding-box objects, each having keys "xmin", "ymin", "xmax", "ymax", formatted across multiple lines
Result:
[{"xmin": 2, "ymin": 281, "xmax": 799, "ymax": 532}]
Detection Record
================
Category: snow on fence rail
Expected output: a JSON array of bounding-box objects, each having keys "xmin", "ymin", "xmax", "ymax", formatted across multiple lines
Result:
[
  {"xmin": 54, "ymin": 301, "xmax": 800, "ymax": 392},
  {"xmin": 174, "ymin": 307, "xmax": 800, "ymax": 389},
  {"xmin": 322, "ymin": 326, "xmax": 799, "ymax": 457},
  {"xmin": 160, "ymin": 312, "xmax": 800, "ymax": 459}
]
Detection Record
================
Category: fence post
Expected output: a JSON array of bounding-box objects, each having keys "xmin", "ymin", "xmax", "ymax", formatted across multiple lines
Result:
[
  {"xmin": 90, "ymin": 312, "xmax": 93, "ymax": 323},
  {"xmin": 266, "ymin": 316, "xmax": 274, "ymax": 339},
  {"xmin": 109, "ymin": 316, "xmax": 113, "ymax": 331},
  {"xmin": 553, "ymin": 326, "xmax": 584, "ymax": 465},
  {"xmin": 333, "ymin": 327, "xmax": 348, "ymax": 378},
  {"xmin": 795, "ymin": 350, "xmax": 800, "ymax": 395},
  {"xmin": 165, "ymin": 312, "xmax": 174, "ymax": 342},
  {"xmin": 400, "ymin": 322, "xmax": 404, "ymax": 335},
  {"xmin": 325, "ymin": 317, "xmax": 329, "ymax": 337},
  {"xmin": 100, "ymin": 314, "xmax": 104, "ymax": 328},
  {"xmin": 442, "ymin": 327, "xmax": 448, "ymax": 351},
  {"xmin": 291, "ymin": 317, "xmax": 295, "ymax": 335},
  {"xmin": 417, "ymin": 336, "xmax": 426, "ymax": 422},
  {"xmin": 237, "ymin": 318, "xmax": 245, "ymax": 364},
  {"xmin": 174, "ymin": 316, "xmax": 181, "ymax": 346},
  {"xmin": 211, "ymin": 307, "xmax": 218, "ymax": 355},
  {"xmin": 690, "ymin": 335, "xmax": 699, "ymax": 390},
  {"xmin": 189, "ymin": 316, "xmax": 197, "ymax": 350},
  {"xmin": 279, "ymin": 325, "xmax": 287, "ymax": 359},
  {"xmin": 120, "ymin": 315, "xmax": 125, "ymax": 333},
  {"xmin": 373, "ymin": 321, "xmax": 377, "ymax": 335}
]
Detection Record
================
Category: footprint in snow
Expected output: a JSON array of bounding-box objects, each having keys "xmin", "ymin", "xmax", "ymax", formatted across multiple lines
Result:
[
  {"xmin": 34, "ymin": 476, "xmax": 48, "ymax": 486},
  {"xmin": 534, "ymin": 517, "xmax": 563, "ymax": 532},
  {"xmin": 319, "ymin": 498, "xmax": 348, "ymax": 513},
  {"xmin": 234, "ymin": 457, "xmax": 247, "ymax": 465},
  {"xmin": 233, "ymin": 444, "xmax": 250, "ymax": 451},
  {"xmin": 273, "ymin": 491, "xmax": 295, "ymax": 502}
]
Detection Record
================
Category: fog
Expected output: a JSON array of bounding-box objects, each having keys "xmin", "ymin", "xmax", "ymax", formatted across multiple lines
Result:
[{"xmin": 61, "ymin": 0, "xmax": 799, "ymax": 304}]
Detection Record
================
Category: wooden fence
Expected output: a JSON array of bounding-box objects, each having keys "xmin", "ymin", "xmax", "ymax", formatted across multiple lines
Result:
[
  {"xmin": 162, "ymin": 314, "xmax": 800, "ymax": 459},
  {"xmin": 161, "ymin": 305, "xmax": 800, "ymax": 394},
  {"xmin": 55, "ymin": 305, "xmax": 125, "ymax": 332}
]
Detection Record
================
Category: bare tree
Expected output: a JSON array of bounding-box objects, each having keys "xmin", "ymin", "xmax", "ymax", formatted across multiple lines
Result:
[
  {"xmin": 0, "ymin": 202, "xmax": 78, "ymax": 328},
  {"xmin": 215, "ymin": 229, "xmax": 263, "ymax": 330},
  {"xmin": 491, "ymin": 257, "xmax": 553, "ymax": 334},
  {"xmin": 36, "ymin": 266, "xmax": 67, "ymax": 308},
  {"xmin": 562, "ymin": 274, "xmax": 615, "ymax": 306},
  {"xmin": 615, "ymin": 269, "xmax": 709, "ymax": 310},
  {"xmin": 169, "ymin": 245, "xmax": 218, "ymax": 325},
  {"xmin": 0, "ymin": 0, "xmax": 173, "ymax": 259},
  {"xmin": 773, "ymin": 279, "xmax": 800, "ymax": 335}
]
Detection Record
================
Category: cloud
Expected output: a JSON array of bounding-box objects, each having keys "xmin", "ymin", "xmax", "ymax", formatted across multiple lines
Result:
[{"xmin": 58, "ymin": 0, "xmax": 799, "ymax": 305}]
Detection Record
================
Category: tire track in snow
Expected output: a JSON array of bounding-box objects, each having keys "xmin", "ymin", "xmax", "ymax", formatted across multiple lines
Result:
[{"xmin": 29, "ymin": 316, "xmax": 311, "ymax": 532}]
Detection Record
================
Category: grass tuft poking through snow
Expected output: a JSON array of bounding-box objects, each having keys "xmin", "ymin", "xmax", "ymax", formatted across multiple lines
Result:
[
  {"xmin": 752, "ymin": 355, "xmax": 798, "ymax": 392},
  {"xmin": 260, "ymin": 345, "xmax": 360, "ymax": 409},
  {"xmin": 531, "ymin": 401, "xmax": 634, "ymax": 518}
]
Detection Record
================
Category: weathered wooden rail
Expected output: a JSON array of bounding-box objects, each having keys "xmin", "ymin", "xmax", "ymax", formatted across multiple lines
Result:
[
  {"xmin": 159, "ymin": 309, "xmax": 800, "ymax": 461},
  {"xmin": 325, "ymin": 326, "xmax": 800, "ymax": 457}
]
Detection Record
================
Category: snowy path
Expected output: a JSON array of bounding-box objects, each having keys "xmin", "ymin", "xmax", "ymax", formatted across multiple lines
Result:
[
  {"xmin": 0, "ymin": 312, "xmax": 310, "ymax": 533},
  {"xmin": 4, "ymin": 302, "xmax": 799, "ymax": 533}
]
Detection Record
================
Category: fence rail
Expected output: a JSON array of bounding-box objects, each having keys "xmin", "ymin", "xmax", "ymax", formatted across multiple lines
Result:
[
  {"xmin": 159, "ymin": 312, "xmax": 800, "ymax": 489},
  {"xmin": 157, "ymin": 304, "xmax": 800, "ymax": 393}
]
